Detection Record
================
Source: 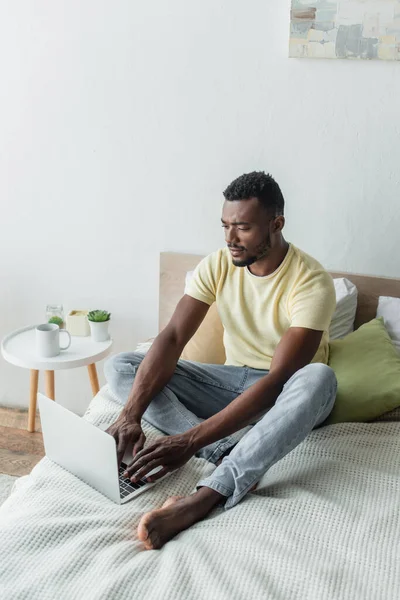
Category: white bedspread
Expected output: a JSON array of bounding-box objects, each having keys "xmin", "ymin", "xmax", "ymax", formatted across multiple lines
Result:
[{"xmin": 1, "ymin": 386, "xmax": 400, "ymax": 600}]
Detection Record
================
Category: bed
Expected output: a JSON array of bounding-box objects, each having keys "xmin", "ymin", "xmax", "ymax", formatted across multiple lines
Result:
[{"xmin": 1, "ymin": 253, "xmax": 400, "ymax": 600}]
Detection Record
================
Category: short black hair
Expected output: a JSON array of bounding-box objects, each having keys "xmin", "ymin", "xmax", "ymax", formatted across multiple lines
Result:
[{"xmin": 223, "ymin": 171, "xmax": 284, "ymax": 215}]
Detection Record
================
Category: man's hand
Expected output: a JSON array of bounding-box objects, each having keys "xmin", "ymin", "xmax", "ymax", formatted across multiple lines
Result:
[
  {"xmin": 106, "ymin": 414, "xmax": 146, "ymax": 466},
  {"xmin": 123, "ymin": 434, "xmax": 196, "ymax": 483}
]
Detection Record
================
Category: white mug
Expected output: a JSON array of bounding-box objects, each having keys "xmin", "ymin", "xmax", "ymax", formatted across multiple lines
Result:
[{"xmin": 36, "ymin": 323, "xmax": 71, "ymax": 358}]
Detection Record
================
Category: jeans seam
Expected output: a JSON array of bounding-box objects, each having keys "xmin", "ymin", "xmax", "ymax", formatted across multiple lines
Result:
[
  {"xmin": 240, "ymin": 367, "xmax": 249, "ymax": 391},
  {"xmin": 113, "ymin": 366, "xmax": 138, "ymax": 375},
  {"xmin": 207, "ymin": 440, "xmax": 235, "ymax": 462},
  {"xmin": 197, "ymin": 479, "xmax": 233, "ymax": 496},
  {"xmin": 172, "ymin": 371, "xmax": 241, "ymax": 393},
  {"xmin": 114, "ymin": 368, "xmax": 241, "ymax": 393},
  {"xmin": 159, "ymin": 389, "xmax": 200, "ymax": 429},
  {"xmin": 316, "ymin": 378, "xmax": 337, "ymax": 424}
]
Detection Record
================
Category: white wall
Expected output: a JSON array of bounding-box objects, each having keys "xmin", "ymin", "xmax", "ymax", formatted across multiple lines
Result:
[{"xmin": 1, "ymin": 0, "xmax": 399, "ymax": 413}]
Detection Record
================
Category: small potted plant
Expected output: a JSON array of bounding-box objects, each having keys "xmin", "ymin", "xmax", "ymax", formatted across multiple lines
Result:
[
  {"xmin": 48, "ymin": 316, "xmax": 64, "ymax": 328},
  {"xmin": 87, "ymin": 310, "xmax": 111, "ymax": 342}
]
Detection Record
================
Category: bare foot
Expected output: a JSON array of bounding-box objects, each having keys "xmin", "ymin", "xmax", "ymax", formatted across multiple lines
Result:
[
  {"xmin": 161, "ymin": 495, "xmax": 184, "ymax": 508},
  {"xmin": 137, "ymin": 488, "xmax": 223, "ymax": 550}
]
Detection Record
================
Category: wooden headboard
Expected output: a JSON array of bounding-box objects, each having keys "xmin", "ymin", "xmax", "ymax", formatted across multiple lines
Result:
[{"xmin": 159, "ymin": 252, "xmax": 400, "ymax": 332}]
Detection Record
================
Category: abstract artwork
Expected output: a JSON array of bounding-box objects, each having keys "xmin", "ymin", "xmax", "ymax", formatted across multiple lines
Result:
[{"xmin": 290, "ymin": 1, "xmax": 400, "ymax": 60}]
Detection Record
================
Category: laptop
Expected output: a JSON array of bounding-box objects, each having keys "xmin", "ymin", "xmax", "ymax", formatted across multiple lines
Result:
[{"xmin": 38, "ymin": 393, "xmax": 166, "ymax": 504}]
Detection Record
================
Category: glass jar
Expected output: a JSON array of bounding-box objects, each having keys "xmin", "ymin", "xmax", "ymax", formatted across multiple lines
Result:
[{"xmin": 45, "ymin": 304, "xmax": 65, "ymax": 328}]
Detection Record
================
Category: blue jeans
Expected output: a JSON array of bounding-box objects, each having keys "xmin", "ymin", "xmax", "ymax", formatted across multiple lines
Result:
[{"xmin": 104, "ymin": 353, "xmax": 337, "ymax": 509}]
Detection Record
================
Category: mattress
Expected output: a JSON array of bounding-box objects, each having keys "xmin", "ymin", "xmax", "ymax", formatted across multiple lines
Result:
[{"xmin": 1, "ymin": 385, "xmax": 400, "ymax": 600}]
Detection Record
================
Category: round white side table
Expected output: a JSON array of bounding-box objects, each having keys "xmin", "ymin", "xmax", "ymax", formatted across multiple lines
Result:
[{"xmin": 1, "ymin": 325, "xmax": 113, "ymax": 433}]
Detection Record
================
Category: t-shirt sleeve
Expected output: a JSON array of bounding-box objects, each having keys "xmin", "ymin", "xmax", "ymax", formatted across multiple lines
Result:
[
  {"xmin": 185, "ymin": 253, "xmax": 218, "ymax": 306},
  {"xmin": 289, "ymin": 269, "xmax": 336, "ymax": 332}
]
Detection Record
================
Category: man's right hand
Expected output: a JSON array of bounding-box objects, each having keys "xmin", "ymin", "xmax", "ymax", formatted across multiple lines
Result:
[{"xmin": 106, "ymin": 414, "xmax": 146, "ymax": 467}]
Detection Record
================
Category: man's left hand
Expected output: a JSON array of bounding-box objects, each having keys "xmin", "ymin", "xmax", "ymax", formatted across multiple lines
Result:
[{"xmin": 123, "ymin": 433, "xmax": 196, "ymax": 483}]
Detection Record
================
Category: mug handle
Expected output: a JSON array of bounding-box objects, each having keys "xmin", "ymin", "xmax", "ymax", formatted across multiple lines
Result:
[{"xmin": 59, "ymin": 329, "xmax": 72, "ymax": 350}]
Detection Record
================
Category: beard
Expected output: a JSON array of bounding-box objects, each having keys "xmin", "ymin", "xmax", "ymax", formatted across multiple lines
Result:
[{"xmin": 231, "ymin": 234, "xmax": 272, "ymax": 268}]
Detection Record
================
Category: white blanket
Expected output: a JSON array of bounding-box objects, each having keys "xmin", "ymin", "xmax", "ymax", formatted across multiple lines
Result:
[{"xmin": 1, "ymin": 386, "xmax": 400, "ymax": 600}]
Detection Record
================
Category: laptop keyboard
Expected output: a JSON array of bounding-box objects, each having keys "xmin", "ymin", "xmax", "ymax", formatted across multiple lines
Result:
[{"xmin": 119, "ymin": 462, "xmax": 148, "ymax": 498}]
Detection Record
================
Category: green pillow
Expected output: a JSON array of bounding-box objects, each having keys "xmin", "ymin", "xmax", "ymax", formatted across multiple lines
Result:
[{"xmin": 325, "ymin": 318, "xmax": 400, "ymax": 424}]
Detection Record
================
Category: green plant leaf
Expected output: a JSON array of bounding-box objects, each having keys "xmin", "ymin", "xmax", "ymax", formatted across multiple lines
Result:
[
  {"xmin": 48, "ymin": 316, "xmax": 63, "ymax": 326},
  {"xmin": 88, "ymin": 310, "xmax": 111, "ymax": 322}
]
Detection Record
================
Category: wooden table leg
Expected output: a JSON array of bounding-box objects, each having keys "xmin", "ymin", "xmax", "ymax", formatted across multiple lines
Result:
[
  {"xmin": 45, "ymin": 370, "xmax": 55, "ymax": 400},
  {"xmin": 87, "ymin": 363, "xmax": 100, "ymax": 396},
  {"xmin": 28, "ymin": 369, "xmax": 39, "ymax": 433}
]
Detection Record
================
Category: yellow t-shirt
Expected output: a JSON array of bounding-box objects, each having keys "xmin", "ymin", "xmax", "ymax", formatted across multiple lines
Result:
[{"xmin": 186, "ymin": 243, "xmax": 336, "ymax": 370}]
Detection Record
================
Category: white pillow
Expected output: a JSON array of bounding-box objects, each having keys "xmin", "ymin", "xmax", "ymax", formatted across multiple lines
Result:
[
  {"xmin": 376, "ymin": 296, "xmax": 400, "ymax": 353},
  {"xmin": 329, "ymin": 278, "xmax": 358, "ymax": 340},
  {"xmin": 184, "ymin": 270, "xmax": 195, "ymax": 294}
]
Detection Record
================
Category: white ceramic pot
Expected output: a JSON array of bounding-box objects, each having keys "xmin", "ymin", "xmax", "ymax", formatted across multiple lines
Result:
[{"xmin": 88, "ymin": 320, "xmax": 110, "ymax": 342}]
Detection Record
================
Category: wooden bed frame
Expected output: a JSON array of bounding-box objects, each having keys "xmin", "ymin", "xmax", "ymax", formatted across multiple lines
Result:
[{"xmin": 159, "ymin": 251, "xmax": 400, "ymax": 332}]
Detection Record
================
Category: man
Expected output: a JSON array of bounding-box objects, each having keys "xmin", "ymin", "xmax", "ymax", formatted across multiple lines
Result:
[{"xmin": 105, "ymin": 171, "xmax": 337, "ymax": 550}]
